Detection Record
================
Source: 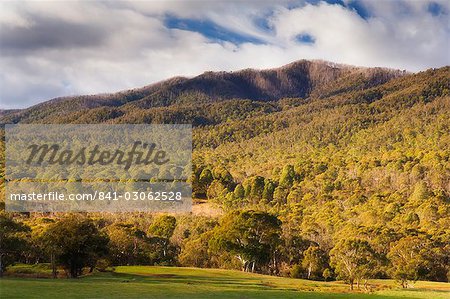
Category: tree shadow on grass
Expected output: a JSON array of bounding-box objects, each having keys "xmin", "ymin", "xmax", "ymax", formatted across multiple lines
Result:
[{"xmin": 100, "ymin": 271, "xmax": 294, "ymax": 292}]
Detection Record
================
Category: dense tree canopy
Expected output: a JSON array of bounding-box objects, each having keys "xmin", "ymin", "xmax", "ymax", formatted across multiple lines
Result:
[{"xmin": 41, "ymin": 216, "xmax": 109, "ymax": 278}]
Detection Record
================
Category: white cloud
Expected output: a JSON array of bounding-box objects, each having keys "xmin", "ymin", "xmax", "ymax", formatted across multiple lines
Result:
[{"xmin": 0, "ymin": 0, "xmax": 449, "ymax": 109}]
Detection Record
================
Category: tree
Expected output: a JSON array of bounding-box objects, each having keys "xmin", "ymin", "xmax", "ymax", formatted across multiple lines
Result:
[
  {"xmin": 233, "ymin": 184, "xmax": 245, "ymax": 200},
  {"xmin": 210, "ymin": 210, "xmax": 281, "ymax": 273},
  {"xmin": 0, "ymin": 212, "xmax": 29, "ymax": 276},
  {"xmin": 279, "ymin": 165, "xmax": 295, "ymax": 188},
  {"xmin": 408, "ymin": 182, "xmax": 430, "ymax": 205},
  {"xmin": 330, "ymin": 239, "xmax": 378, "ymax": 290},
  {"xmin": 387, "ymin": 235, "xmax": 433, "ymax": 288},
  {"xmin": 250, "ymin": 176, "xmax": 265, "ymax": 204},
  {"xmin": 199, "ymin": 168, "xmax": 213, "ymax": 185},
  {"xmin": 280, "ymin": 235, "xmax": 310, "ymax": 267},
  {"xmin": 42, "ymin": 215, "xmax": 109, "ymax": 278},
  {"xmin": 106, "ymin": 223, "xmax": 149, "ymax": 265},
  {"xmin": 273, "ymin": 186, "xmax": 288, "ymax": 206},
  {"xmin": 290, "ymin": 264, "xmax": 303, "ymax": 278},
  {"xmin": 213, "ymin": 167, "xmax": 234, "ymax": 190},
  {"xmin": 302, "ymin": 245, "xmax": 327, "ymax": 279},
  {"xmin": 323, "ymin": 268, "xmax": 333, "ymax": 281},
  {"xmin": 179, "ymin": 231, "xmax": 214, "ymax": 268},
  {"xmin": 148, "ymin": 215, "xmax": 177, "ymax": 262},
  {"xmin": 198, "ymin": 168, "xmax": 214, "ymax": 196},
  {"xmin": 206, "ymin": 180, "xmax": 228, "ymax": 200},
  {"xmin": 262, "ymin": 179, "xmax": 275, "ymax": 203},
  {"xmin": 148, "ymin": 215, "xmax": 177, "ymax": 239}
]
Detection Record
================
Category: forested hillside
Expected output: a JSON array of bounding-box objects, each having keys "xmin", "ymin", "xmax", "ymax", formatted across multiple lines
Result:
[
  {"xmin": 0, "ymin": 60, "xmax": 404, "ymax": 123},
  {"xmin": 0, "ymin": 61, "xmax": 449, "ymax": 287}
]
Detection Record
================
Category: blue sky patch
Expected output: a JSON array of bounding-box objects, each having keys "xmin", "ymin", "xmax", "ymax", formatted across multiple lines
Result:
[
  {"xmin": 164, "ymin": 16, "xmax": 265, "ymax": 45},
  {"xmin": 321, "ymin": 0, "xmax": 345, "ymax": 5},
  {"xmin": 305, "ymin": 0, "xmax": 371, "ymax": 20},
  {"xmin": 254, "ymin": 12, "xmax": 275, "ymax": 33},
  {"xmin": 295, "ymin": 33, "xmax": 316, "ymax": 44},
  {"xmin": 345, "ymin": 0, "xmax": 371, "ymax": 20},
  {"xmin": 305, "ymin": 0, "xmax": 345, "ymax": 6},
  {"xmin": 428, "ymin": 2, "xmax": 446, "ymax": 16}
]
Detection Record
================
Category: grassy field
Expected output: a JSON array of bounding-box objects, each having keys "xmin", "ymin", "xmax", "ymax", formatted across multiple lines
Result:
[{"xmin": 1, "ymin": 266, "xmax": 449, "ymax": 299}]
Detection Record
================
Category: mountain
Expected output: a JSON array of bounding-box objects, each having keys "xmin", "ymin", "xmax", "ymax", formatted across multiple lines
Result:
[
  {"xmin": 0, "ymin": 60, "xmax": 405, "ymax": 124},
  {"xmin": 2, "ymin": 59, "xmax": 448, "ymax": 189},
  {"xmin": 1, "ymin": 60, "xmax": 449, "ymax": 198}
]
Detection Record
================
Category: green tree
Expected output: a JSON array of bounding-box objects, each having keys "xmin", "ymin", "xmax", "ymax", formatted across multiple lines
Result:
[
  {"xmin": 262, "ymin": 179, "xmax": 275, "ymax": 203},
  {"xmin": 250, "ymin": 176, "xmax": 265, "ymax": 204},
  {"xmin": 42, "ymin": 215, "xmax": 109, "ymax": 278},
  {"xmin": 148, "ymin": 215, "xmax": 177, "ymax": 262},
  {"xmin": 207, "ymin": 180, "xmax": 228, "ymax": 200},
  {"xmin": 387, "ymin": 235, "xmax": 433, "ymax": 288},
  {"xmin": 323, "ymin": 268, "xmax": 333, "ymax": 281},
  {"xmin": 279, "ymin": 165, "xmax": 295, "ymax": 188},
  {"xmin": 148, "ymin": 215, "xmax": 177, "ymax": 239},
  {"xmin": 273, "ymin": 186, "xmax": 288, "ymax": 206},
  {"xmin": 0, "ymin": 212, "xmax": 29, "ymax": 276},
  {"xmin": 233, "ymin": 184, "xmax": 245, "ymax": 200},
  {"xmin": 409, "ymin": 182, "xmax": 430, "ymax": 204},
  {"xmin": 179, "ymin": 231, "xmax": 214, "ymax": 268},
  {"xmin": 330, "ymin": 239, "xmax": 378, "ymax": 290},
  {"xmin": 213, "ymin": 167, "xmax": 234, "ymax": 190},
  {"xmin": 106, "ymin": 223, "xmax": 149, "ymax": 265},
  {"xmin": 210, "ymin": 210, "xmax": 281, "ymax": 273},
  {"xmin": 199, "ymin": 168, "xmax": 214, "ymax": 195},
  {"xmin": 302, "ymin": 245, "xmax": 327, "ymax": 279}
]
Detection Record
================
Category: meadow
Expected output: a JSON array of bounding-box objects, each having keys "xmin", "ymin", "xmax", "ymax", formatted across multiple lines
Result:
[{"xmin": 1, "ymin": 266, "xmax": 449, "ymax": 299}]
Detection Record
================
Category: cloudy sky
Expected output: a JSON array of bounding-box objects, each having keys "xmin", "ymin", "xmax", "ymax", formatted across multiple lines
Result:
[{"xmin": 0, "ymin": 0, "xmax": 449, "ymax": 109}]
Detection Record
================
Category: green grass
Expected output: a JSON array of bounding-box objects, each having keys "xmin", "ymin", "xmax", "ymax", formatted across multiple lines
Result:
[
  {"xmin": 5, "ymin": 263, "xmax": 53, "ymax": 277},
  {"xmin": 1, "ymin": 266, "xmax": 449, "ymax": 299}
]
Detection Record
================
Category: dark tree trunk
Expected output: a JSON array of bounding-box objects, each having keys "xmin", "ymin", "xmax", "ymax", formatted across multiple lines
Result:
[
  {"xmin": 70, "ymin": 262, "xmax": 78, "ymax": 278},
  {"xmin": 51, "ymin": 252, "xmax": 57, "ymax": 279},
  {"xmin": 0, "ymin": 253, "xmax": 3, "ymax": 277}
]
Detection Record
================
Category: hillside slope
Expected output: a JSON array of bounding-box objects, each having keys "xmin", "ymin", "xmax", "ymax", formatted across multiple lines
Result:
[{"xmin": 0, "ymin": 60, "xmax": 405, "ymax": 124}]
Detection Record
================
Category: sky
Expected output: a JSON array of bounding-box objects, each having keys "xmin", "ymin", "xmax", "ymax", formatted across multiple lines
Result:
[{"xmin": 0, "ymin": 0, "xmax": 449, "ymax": 109}]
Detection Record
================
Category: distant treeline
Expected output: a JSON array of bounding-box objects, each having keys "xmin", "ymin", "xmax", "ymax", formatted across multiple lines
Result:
[{"xmin": 1, "ymin": 210, "xmax": 448, "ymax": 290}]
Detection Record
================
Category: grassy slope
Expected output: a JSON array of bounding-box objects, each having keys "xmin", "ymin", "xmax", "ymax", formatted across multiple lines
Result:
[{"xmin": 1, "ymin": 266, "xmax": 448, "ymax": 299}]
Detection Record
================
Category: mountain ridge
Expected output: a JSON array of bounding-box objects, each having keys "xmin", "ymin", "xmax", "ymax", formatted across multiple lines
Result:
[{"xmin": 0, "ymin": 59, "xmax": 408, "ymax": 123}]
